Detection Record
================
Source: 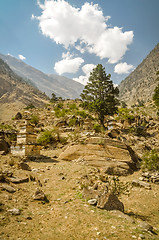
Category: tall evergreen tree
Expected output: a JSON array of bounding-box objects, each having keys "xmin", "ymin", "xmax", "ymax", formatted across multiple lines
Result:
[{"xmin": 81, "ymin": 64, "xmax": 119, "ymax": 127}]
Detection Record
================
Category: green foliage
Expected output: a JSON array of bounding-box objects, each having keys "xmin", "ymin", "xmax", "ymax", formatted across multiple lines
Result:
[
  {"xmin": 76, "ymin": 110, "xmax": 87, "ymax": 118},
  {"xmin": 153, "ymin": 84, "xmax": 159, "ymax": 108},
  {"xmin": 93, "ymin": 123, "xmax": 102, "ymax": 133},
  {"xmin": 50, "ymin": 93, "xmax": 58, "ymax": 102},
  {"xmin": 141, "ymin": 150, "xmax": 159, "ymax": 171},
  {"xmin": 68, "ymin": 118, "xmax": 77, "ymax": 127},
  {"xmin": 117, "ymin": 108, "xmax": 135, "ymax": 121},
  {"xmin": 24, "ymin": 103, "xmax": 35, "ymax": 109},
  {"xmin": 30, "ymin": 115, "xmax": 39, "ymax": 125},
  {"xmin": 0, "ymin": 124, "xmax": 13, "ymax": 130},
  {"xmin": 81, "ymin": 64, "xmax": 119, "ymax": 127},
  {"xmin": 37, "ymin": 130, "xmax": 56, "ymax": 146},
  {"xmin": 67, "ymin": 103, "xmax": 78, "ymax": 110},
  {"xmin": 54, "ymin": 108, "xmax": 69, "ymax": 118}
]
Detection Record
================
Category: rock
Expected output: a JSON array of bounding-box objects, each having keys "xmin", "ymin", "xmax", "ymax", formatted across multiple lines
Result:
[
  {"xmin": 0, "ymin": 139, "xmax": 9, "ymax": 154},
  {"xmin": 1, "ymin": 184, "xmax": 16, "ymax": 193},
  {"xmin": 132, "ymin": 180, "xmax": 151, "ymax": 189},
  {"xmin": 33, "ymin": 188, "xmax": 47, "ymax": 201},
  {"xmin": 8, "ymin": 177, "xmax": 29, "ymax": 184},
  {"xmin": 97, "ymin": 192, "xmax": 124, "ymax": 212},
  {"xmin": 138, "ymin": 234, "xmax": 145, "ymax": 239},
  {"xmin": 8, "ymin": 208, "xmax": 21, "ymax": 215},
  {"xmin": 82, "ymin": 187, "xmax": 99, "ymax": 200},
  {"xmin": 108, "ymin": 129, "xmax": 120, "ymax": 139},
  {"xmin": 18, "ymin": 162, "xmax": 31, "ymax": 171},
  {"xmin": 15, "ymin": 112, "xmax": 22, "ymax": 120},
  {"xmin": 138, "ymin": 221, "xmax": 153, "ymax": 232},
  {"xmin": 110, "ymin": 210, "xmax": 135, "ymax": 223},
  {"xmin": 58, "ymin": 137, "xmax": 139, "ymax": 176},
  {"xmin": 88, "ymin": 199, "xmax": 97, "ymax": 206}
]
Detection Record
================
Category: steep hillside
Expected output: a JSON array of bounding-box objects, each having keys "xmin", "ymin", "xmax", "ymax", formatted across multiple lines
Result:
[
  {"xmin": 119, "ymin": 43, "xmax": 159, "ymax": 106},
  {"xmin": 0, "ymin": 58, "xmax": 49, "ymax": 120},
  {"xmin": 0, "ymin": 54, "xmax": 84, "ymax": 99}
]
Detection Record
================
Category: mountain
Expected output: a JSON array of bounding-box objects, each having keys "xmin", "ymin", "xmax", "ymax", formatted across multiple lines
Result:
[
  {"xmin": 119, "ymin": 43, "xmax": 159, "ymax": 106},
  {"xmin": 0, "ymin": 58, "xmax": 49, "ymax": 120},
  {"xmin": 0, "ymin": 54, "xmax": 84, "ymax": 99}
]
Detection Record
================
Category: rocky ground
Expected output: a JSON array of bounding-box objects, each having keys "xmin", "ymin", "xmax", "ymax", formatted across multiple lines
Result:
[{"xmin": 0, "ymin": 101, "xmax": 159, "ymax": 240}]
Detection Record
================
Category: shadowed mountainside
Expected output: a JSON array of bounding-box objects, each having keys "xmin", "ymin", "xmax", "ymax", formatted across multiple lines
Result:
[
  {"xmin": 119, "ymin": 43, "xmax": 159, "ymax": 106},
  {"xmin": 0, "ymin": 53, "xmax": 84, "ymax": 99}
]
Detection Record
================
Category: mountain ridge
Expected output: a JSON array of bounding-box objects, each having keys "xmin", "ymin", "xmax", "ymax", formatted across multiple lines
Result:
[
  {"xmin": 0, "ymin": 53, "xmax": 84, "ymax": 99},
  {"xmin": 119, "ymin": 43, "xmax": 159, "ymax": 106},
  {"xmin": 0, "ymin": 58, "xmax": 49, "ymax": 120}
]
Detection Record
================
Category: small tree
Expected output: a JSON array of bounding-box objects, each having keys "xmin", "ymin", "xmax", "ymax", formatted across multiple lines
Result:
[
  {"xmin": 81, "ymin": 64, "xmax": 119, "ymax": 127},
  {"xmin": 50, "ymin": 93, "xmax": 58, "ymax": 102}
]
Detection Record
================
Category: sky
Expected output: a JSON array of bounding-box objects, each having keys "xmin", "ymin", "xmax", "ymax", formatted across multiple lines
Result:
[{"xmin": 0, "ymin": 0, "xmax": 159, "ymax": 86}]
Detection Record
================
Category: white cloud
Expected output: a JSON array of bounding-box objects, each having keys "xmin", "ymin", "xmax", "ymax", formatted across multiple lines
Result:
[
  {"xmin": 73, "ymin": 63, "xmax": 96, "ymax": 85},
  {"xmin": 54, "ymin": 52, "xmax": 84, "ymax": 75},
  {"xmin": 35, "ymin": 0, "xmax": 133, "ymax": 63},
  {"xmin": 114, "ymin": 62, "xmax": 134, "ymax": 74},
  {"xmin": 18, "ymin": 54, "xmax": 26, "ymax": 60}
]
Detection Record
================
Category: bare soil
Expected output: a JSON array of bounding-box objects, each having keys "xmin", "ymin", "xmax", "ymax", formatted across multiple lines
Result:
[{"xmin": 0, "ymin": 150, "xmax": 159, "ymax": 240}]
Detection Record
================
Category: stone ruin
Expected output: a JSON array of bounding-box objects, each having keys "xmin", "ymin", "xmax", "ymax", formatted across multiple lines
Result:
[{"xmin": 11, "ymin": 120, "xmax": 41, "ymax": 157}]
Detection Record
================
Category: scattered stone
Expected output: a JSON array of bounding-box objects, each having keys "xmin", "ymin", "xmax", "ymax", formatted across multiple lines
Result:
[
  {"xmin": 138, "ymin": 221, "xmax": 153, "ymax": 232},
  {"xmin": 88, "ymin": 199, "xmax": 97, "ymax": 206},
  {"xmin": 33, "ymin": 188, "xmax": 48, "ymax": 202},
  {"xmin": 138, "ymin": 234, "xmax": 145, "ymax": 239},
  {"xmin": 1, "ymin": 184, "xmax": 16, "ymax": 193},
  {"xmin": 97, "ymin": 192, "xmax": 124, "ymax": 212},
  {"xmin": 8, "ymin": 208, "xmax": 21, "ymax": 215},
  {"xmin": 18, "ymin": 162, "xmax": 31, "ymax": 171},
  {"xmin": 8, "ymin": 177, "xmax": 29, "ymax": 184},
  {"xmin": 132, "ymin": 180, "xmax": 151, "ymax": 189},
  {"xmin": 44, "ymin": 178, "xmax": 49, "ymax": 183}
]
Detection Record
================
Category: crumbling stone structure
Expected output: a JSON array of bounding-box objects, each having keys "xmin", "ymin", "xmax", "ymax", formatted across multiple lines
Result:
[{"xmin": 11, "ymin": 120, "xmax": 41, "ymax": 157}]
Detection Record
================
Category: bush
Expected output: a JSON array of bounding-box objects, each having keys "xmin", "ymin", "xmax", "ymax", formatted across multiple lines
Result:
[
  {"xmin": 30, "ymin": 115, "xmax": 39, "ymax": 125},
  {"xmin": 93, "ymin": 123, "xmax": 102, "ymax": 133},
  {"xmin": 24, "ymin": 103, "xmax": 35, "ymax": 109},
  {"xmin": 141, "ymin": 150, "xmax": 159, "ymax": 171},
  {"xmin": 68, "ymin": 103, "xmax": 78, "ymax": 110},
  {"xmin": 68, "ymin": 118, "xmax": 77, "ymax": 127},
  {"xmin": 37, "ymin": 130, "xmax": 56, "ymax": 146},
  {"xmin": 76, "ymin": 110, "xmax": 87, "ymax": 118}
]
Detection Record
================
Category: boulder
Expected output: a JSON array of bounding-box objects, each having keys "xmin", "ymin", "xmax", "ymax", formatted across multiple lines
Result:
[
  {"xmin": 58, "ymin": 137, "xmax": 139, "ymax": 175},
  {"xmin": 0, "ymin": 139, "xmax": 9, "ymax": 154},
  {"xmin": 15, "ymin": 112, "xmax": 22, "ymax": 120},
  {"xmin": 97, "ymin": 192, "xmax": 124, "ymax": 212}
]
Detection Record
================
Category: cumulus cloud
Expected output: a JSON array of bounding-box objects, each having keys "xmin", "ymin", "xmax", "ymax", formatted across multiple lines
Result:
[
  {"xmin": 35, "ymin": 0, "xmax": 133, "ymax": 63},
  {"xmin": 54, "ymin": 52, "xmax": 84, "ymax": 75},
  {"xmin": 114, "ymin": 62, "xmax": 134, "ymax": 74},
  {"xmin": 18, "ymin": 54, "xmax": 26, "ymax": 60},
  {"xmin": 73, "ymin": 63, "xmax": 96, "ymax": 85}
]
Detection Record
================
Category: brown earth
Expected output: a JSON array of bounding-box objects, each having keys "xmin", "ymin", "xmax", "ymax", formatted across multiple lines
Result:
[{"xmin": 0, "ymin": 150, "xmax": 159, "ymax": 240}]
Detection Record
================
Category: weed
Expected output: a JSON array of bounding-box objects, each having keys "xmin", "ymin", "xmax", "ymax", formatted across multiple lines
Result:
[
  {"xmin": 141, "ymin": 149, "xmax": 159, "ymax": 171},
  {"xmin": 30, "ymin": 114, "xmax": 39, "ymax": 125}
]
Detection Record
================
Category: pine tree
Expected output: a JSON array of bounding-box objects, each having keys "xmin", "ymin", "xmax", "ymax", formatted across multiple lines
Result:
[{"xmin": 81, "ymin": 64, "xmax": 119, "ymax": 127}]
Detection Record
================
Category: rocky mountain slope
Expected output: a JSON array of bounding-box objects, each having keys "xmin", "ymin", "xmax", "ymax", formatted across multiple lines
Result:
[
  {"xmin": 0, "ymin": 58, "xmax": 49, "ymax": 120},
  {"xmin": 119, "ymin": 43, "xmax": 159, "ymax": 106},
  {"xmin": 0, "ymin": 53, "xmax": 84, "ymax": 99}
]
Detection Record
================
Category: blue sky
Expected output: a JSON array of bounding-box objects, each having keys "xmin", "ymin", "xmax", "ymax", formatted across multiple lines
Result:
[{"xmin": 0, "ymin": 0, "xmax": 159, "ymax": 86}]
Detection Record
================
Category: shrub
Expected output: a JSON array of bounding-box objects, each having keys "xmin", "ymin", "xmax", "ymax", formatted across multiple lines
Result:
[
  {"xmin": 68, "ymin": 103, "xmax": 78, "ymax": 110},
  {"xmin": 30, "ymin": 115, "xmax": 39, "ymax": 125},
  {"xmin": 76, "ymin": 110, "xmax": 87, "ymax": 118},
  {"xmin": 68, "ymin": 118, "xmax": 77, "ymax": 127},
  {"xmin": 93, "ymin": 123, "xmax": 102, "ymax": 133},
  {"xmin": 37, "ymin": 130, "xmax": 56, "ymax": 146},
  {"xmin": 24, "ymin": 103, "xmax": 35, "ymax": 109},
  {"xmin": 141, "ymin": 150, "xmax": 159, "ymax": 171}
]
